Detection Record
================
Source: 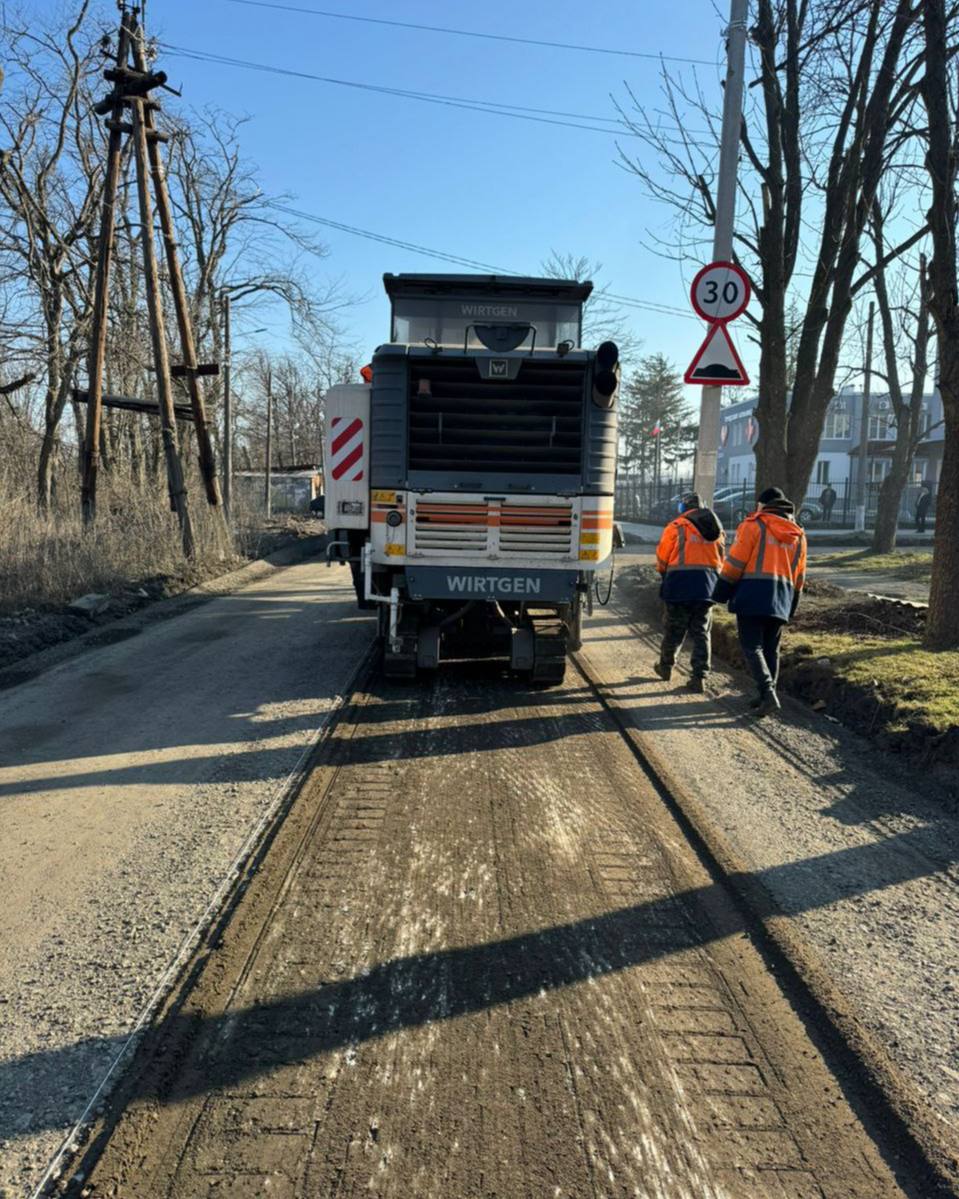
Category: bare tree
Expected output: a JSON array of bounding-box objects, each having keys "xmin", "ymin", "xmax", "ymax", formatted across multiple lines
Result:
[
  {"xmin": 618, "ymin": 0, "xmax": 927, "ymax": 503},
  {"xmin": 919, "ymin": 0, "xmax": 959, "ymax": 647},
  {"xmin": 868, "ymin": 214, "xmax": 932, "ymax": 553},
  {"xmin": 0, "ymin": 2, "xmax": 106, "ymax": 508},
  {"xmin": 540, "ymin": 251, "xmax": 641, "ymax": 362}
]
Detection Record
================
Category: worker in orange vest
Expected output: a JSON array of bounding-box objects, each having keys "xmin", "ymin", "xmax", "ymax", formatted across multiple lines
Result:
[
  {"xmin": 712, "ymin": 486, "xmax": 807, "ymax": 716},
  {"xmin": 654, "ymin": 492, "xmax": 725, "ymax": 692}
]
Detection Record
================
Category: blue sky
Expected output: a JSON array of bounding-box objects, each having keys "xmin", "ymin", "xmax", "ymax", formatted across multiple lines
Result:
[{"xmin": 66, "ymin": 1, "xmax": 748, "ymax": 393}]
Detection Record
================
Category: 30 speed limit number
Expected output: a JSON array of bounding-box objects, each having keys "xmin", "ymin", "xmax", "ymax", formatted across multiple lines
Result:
[{"xmin": 690, "ymin": 261, "xmax": 750, "ymax": 323}]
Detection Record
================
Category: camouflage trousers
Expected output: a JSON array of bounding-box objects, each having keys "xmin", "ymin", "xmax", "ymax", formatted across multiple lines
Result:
[{"xmin": 659, "ymin": 601, "xmax": 713, "ymax": 678}]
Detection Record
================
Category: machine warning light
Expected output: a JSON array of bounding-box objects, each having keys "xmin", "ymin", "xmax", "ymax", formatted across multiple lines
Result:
[
  {"xmin": 592, "ymin": 341, "xmax": 620, "ymax": 408},
  {"xmin": 386, "ymin": 510, "xmax": 404, "ymax": 527}
]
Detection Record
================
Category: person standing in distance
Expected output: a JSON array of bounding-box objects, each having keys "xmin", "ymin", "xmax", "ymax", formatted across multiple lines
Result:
[
  {"xmin": 915, "ymin": 483, "xmax": 932, "ymax": 534},
  {"xmin": 820, "ymin": 482, "xmax": 837, "ymax": 527},
  {"xmin": 712, "ymin": 486, "xmax": 806, "ymax": 717},
  {"xmin": 653, "ymin": 492, "xmax": 725, "ymax": 693}
]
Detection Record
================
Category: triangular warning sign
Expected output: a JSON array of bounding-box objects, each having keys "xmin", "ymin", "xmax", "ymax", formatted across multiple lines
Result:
[{"xmin": 684, "ymin": 321, "xmax": 750, "ymax": 386}]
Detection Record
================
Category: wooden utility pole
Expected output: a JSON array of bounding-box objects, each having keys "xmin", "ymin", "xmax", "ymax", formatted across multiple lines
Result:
[
  {"xmin": 129, "ymin": 77, "xmax": 196, "ymax": 556},
  {"xmin": 130, "ymin": 27, "xmax": 224, "ymax": 520},
  {"xmin": 80, "ymin": 8, "xmax": 226, "ymax": 557},
  {"xmin": 81, "ymin": 9, "xmax": 134, "ymax": 523}
]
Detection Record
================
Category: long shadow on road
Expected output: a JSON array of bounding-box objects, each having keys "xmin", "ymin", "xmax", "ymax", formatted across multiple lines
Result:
[{"xmin": 1, "ymin": 793, "xmax": 954, "ymax": 1140}]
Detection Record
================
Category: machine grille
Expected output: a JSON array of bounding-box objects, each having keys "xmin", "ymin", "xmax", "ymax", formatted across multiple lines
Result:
[
  {"xmin": 411, "ymin": 500, "xmax": 574, "ymax": 558},
  {"xmin": 499, "ymin": 502, "xmax": 573, "ymax": 557},
  {"xmin": 408, "ymin": 358, "xmax": 585, "ymax": 475}
]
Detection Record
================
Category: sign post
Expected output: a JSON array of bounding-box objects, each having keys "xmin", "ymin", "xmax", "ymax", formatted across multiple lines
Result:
[
  {"xmin": 685, "ymin": 260, "xmax": 751, "ymax": 494},
  {"xmin": 690, "ymin": 0, "xmax": 749, "ymax": 505}
]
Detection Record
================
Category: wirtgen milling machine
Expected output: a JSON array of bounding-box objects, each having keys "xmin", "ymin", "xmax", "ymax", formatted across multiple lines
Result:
[{"xmin": 325, "ymin": 274, "xmax": 620, "ymax": 684}]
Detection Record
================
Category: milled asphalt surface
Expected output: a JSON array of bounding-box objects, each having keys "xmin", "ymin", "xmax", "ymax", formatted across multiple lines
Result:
[
  {"xmin": 0, "ymin": 562, "xmax": 373, "ymax": 1197},
  {"xmin": 80, "ymin": 665, "xmax": 912, "ymax": 1199},
  {"xmin": 584, "ymin": 565, "xmax": 959, "ymax": 1172},
  {"xmin": 2, "ymin": 546, "xmax": 956, "ymax": 1196}
]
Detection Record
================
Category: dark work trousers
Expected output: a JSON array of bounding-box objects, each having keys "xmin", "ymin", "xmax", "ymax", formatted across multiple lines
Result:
[
  {"xmin": 660, "ymin": 601, "xmax": 713, "ymax": 678},
  {"xmin": 736, "ymin": 614, "xmax": 785, "ymax": 695}
]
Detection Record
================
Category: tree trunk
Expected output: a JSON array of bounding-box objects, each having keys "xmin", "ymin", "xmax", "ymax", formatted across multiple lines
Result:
[
  {"xmin": 920, "ymin": 0, "xmax": 959, "ymax": 648},
  {"xmin": 872, "ymin": 438, "xmax": 911, "ymax": 553},
  {"xmin": 37, "ymin": 425, "xmax": 58, "ymax": 513},
  {"xmin": 926, "ymin": 411, "xmax": 959, "ymax": 646},
  {"xmin": 753, "ymin": 313, "xmax": 789, "ymax": 493}
]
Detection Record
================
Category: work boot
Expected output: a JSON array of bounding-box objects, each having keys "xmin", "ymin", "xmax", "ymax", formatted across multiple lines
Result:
[
  {"xmin": 653, "ymin": 660, "xmax": 672, "ymax": 682},
  {"xmin": 748, "ymin": 694, "xmax": 763, "ymax": 710},
  {"xmin": 755, "ymin": 689, "xmax": 781, "ymax": 717},
  {"xmin": 686, "ymin": 675, "xmax": 706, "ymax": 693}
]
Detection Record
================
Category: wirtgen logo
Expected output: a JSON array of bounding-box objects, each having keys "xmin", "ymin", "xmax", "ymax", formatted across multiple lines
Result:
[
  {"xmin": 447, "ymin": 575, "xmax": 542, "ymax": 595},
  {"xmin": 460, "ymin": 304, "xmax": 519, "ymax": 318}
]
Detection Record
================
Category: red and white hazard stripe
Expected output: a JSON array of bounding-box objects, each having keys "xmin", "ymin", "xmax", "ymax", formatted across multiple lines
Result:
[{"xmin": 330, "ymin": 415, "xmax": 364, "ymax": 481}]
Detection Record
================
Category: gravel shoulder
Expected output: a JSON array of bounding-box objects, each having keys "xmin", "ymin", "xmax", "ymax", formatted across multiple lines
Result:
[
  {"xmin": 580, "ymin": 583, "xmax": 959, "ymax": 1184},
  {"xmin": 0, "ymin": 558, "xmax": 374, "ymax": 1197}
]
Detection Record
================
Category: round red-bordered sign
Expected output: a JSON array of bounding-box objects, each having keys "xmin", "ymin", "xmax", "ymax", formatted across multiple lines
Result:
[{"xmin": 690, "ymin": 261, "xmax": 751, "ymax": 324}]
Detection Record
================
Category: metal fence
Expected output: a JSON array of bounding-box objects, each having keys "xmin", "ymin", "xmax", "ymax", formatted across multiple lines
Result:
[{"xmin": 615, "ymin": 476, "xmax": 934, "ymax": 530}]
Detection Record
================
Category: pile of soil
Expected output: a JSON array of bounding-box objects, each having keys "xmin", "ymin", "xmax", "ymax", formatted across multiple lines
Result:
[
  {"xmin": 618, "ymin": 567, "xmax": 957, "ymax": 770},
  {"xmin": 0, "ymin": 572, "xmax": 217, "ymax": 674},
  {"xmin": 0, "ymin": 517, "xmax": 323, "ymax": 676}
]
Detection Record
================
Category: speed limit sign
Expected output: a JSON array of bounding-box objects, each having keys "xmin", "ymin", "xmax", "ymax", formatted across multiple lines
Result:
[{"xmin": 690, "ymin": 261, "xmax": 750, "ymax": 323}]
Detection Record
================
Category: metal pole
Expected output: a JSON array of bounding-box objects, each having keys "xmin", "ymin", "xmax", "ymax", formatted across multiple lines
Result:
[
  {"xmin": 264, "ymin": 378, "xmax": 273, "ymax": 519},
  {"xmin": 692, "ymin": 0, "xmax": 749, "ymax": 505},
  {"xmin": 222, "ymin": 291, "xmax": 232, "ymax": 519},
  {"xmin": 854, "ymin": 301, "xmax": 875, "ymax": 532}
]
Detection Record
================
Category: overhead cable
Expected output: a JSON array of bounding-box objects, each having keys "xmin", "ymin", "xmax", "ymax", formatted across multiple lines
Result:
[
  {"xmin": 221, "ymin": 0, "xmax": 717, "ymax": 66},
  {"xmin": 266, "ymin": 203, "xmax": 698, "ymax": 321},
  {"xmin": 160, "ymin": 43, "xmax": 716, "ymax": 148}
]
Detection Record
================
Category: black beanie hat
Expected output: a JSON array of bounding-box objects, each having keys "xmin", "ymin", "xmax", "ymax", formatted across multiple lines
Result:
[
  {"xmin": 681, "ymin": 492, "xmax": 702, "ymax": 511},
  {"xmin": 758, "ymin": 486, "xmax": 787, "ymax": 504}
]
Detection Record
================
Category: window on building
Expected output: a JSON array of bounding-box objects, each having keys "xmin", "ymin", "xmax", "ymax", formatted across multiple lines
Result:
[
  {"xmin": 868, "ymin": 405, "xmax": 892, "ymax": 440},
  {"xmin": 815, "ymin": 460, "xmax": 830, "ymax": 484},
  {"xmin": 868, "ymin": 458, "xmax": 889, "ymax": 482},
  {"xmin": 731, "ymin": 462, "xmax": 741, "ymax": 483},
  {"xmin": 824, "ymin": 400, "xmax": 851, "ymax": 439}
]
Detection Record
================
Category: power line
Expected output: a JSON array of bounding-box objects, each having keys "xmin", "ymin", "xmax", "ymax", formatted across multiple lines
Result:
[
  {"xmin": 222, "ymin": 0, "xmax": 717, "ymax": 67},
  {"xmin": 161, "ymin": 43, "xmax": 717, "ymax": 149},
  {"xmin": 161, "ymin": 44, "xmax": 638, "ymax": 137},
  {"xmin": 266, "ymin": 203, "xmax": 698, "ymax": 321}
]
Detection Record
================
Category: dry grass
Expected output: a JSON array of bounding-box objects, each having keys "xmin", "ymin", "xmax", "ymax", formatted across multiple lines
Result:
[
  {"xmin": 0, "ymin": 464, "xmax": 240, "ymax": 614},
  {"xmin": 811, "ymin": 548, "xmax": 934, "ymax": 580}
]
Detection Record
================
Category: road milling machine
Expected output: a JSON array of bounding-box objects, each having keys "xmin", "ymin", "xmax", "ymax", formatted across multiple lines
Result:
[{"xmin": 325, "ymin": 273, "xmax": 620, "ymax": 684}]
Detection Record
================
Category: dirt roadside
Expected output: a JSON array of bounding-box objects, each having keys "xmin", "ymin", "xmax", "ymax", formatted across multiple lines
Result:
[
  {"xmin": 70, "ymin": 664, "xmax": 938, "ymax": 1198},
  {"xmin": 0, "ymin": 521, "xmax": 329, "ymax": 692},
  {"xmin": 619, "ymin": 561, "xmax": 959, "ymax": 773},
  {"xmin": 0, "ymin": 558, "xmax": 374, "ymax": 1198}
]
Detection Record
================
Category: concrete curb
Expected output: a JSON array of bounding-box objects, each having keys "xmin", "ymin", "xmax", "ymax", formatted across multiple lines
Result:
[{"xmin": 0, "ymin": 533, "xmax": 330, "ymax": 693}]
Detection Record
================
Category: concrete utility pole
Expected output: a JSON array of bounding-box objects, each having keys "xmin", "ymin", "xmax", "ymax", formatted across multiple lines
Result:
[
  {"xmin": 264, "ymin": 378, "xmax": 273, "ymax": 519},
  {"xmin": 692, "ymin": 0, "xmax": 749, "ymax": 505},
  {"xmin": 854, "ymin": 301, "xmax": 875, "ymax": 532},
  {"xmin": 222, "ymin": 291, "xmax": 233, "ymax": 520}
]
